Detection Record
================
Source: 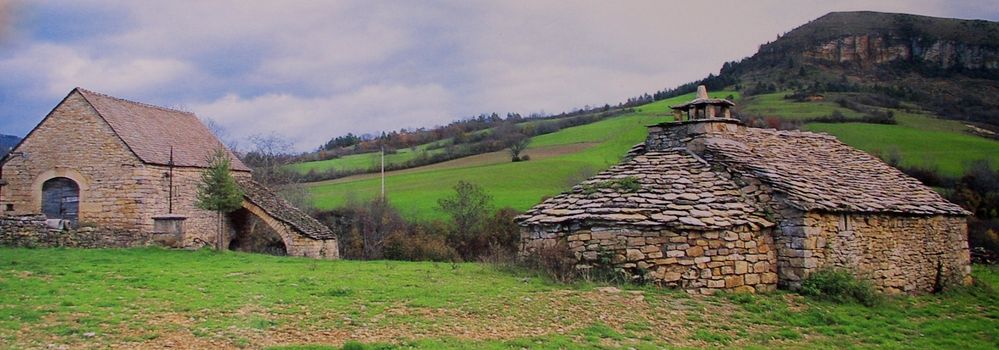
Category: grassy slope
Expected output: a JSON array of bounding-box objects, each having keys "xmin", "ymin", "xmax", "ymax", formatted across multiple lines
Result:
[
  {"xmin": 288, "ymin": 141, "xmax": 448, "ymax": 175},
  {"xmin": 741, "ymin": 92, "xmax": 999, "ymax": 176},
  {"xmin": 306, "ymin": 92, "xmax": 737, "ymax": 220},
  {"xmin": 1, "ymin": 248, "xmax": 997, "ymax": 349},
  {"xmin": 740, "ymin": 93, "xmax": 864, "ymax": 120}
]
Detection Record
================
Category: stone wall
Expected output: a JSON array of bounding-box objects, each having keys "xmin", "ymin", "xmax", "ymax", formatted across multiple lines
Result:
[
  {"xmin": 521, "ymin": 223, "xmax": 777, "ymax": 294},
  {"xmin": 777, "ymin": 212, "xmax": 971, "ymax": 294},
  {"xmin": 136, "ymin": 164, "xmax": 251, "ymax": 247},
  {"xmin": 0, "ymin": 214, "xmax": 150, "ymax": 248}
]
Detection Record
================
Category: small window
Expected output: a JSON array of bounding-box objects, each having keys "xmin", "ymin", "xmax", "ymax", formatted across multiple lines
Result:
[{"xmin": 4, "ymin": 204, "xmax": 12, "ymax": 211}]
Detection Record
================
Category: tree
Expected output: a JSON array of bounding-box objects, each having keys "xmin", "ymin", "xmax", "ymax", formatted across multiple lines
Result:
[
  {"xmin": 244, "ymin": 133, "xmax": 294, "ymax": 186},
  {"xmin": 196, "ymin": 147, "xmax": 245, "ymax": 251},
  {"xmin": 438, "ymin": 181, "xmax": 493, "ymax": 259},
  {"xmin": 508, "ymin": 136, "xmax": 531, "ymax": 162}
]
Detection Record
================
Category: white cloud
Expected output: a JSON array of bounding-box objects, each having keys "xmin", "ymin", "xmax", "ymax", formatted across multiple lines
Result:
[
  {"xmin": 0, "ymin": 43, "xmax": 197, "ymax": 98},
  {"xmin": 192, "ymin": 84, "xmax": 455, "ymax": 151}
]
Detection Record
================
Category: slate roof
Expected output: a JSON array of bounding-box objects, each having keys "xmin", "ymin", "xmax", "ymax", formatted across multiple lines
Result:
[
  {"xmin": 517, "ymin": 149, "xmax": 775, "ymax": 230},
  {"xmin": 76, "ymin": 88, "xmax": 250, "ymax": 171},
  {"xmin": 518, "ymin": 123, "xmax": 968, "ymax": 229},
  {"xmin": 701, "ymin": 128, "xmax": 969, "ymax": 216},
  {"xmin": 238, "ymin": 178, "xmax": 336, "ymax": 240},
  {"xmin": 670, "ymin": 98, "xmax": 735, "ymax": 111}
]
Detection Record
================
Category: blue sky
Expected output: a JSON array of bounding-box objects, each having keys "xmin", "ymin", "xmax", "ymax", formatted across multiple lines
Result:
[{"xmin": 2, "ymin": 1, "xmax": 997, "ymax": 151}]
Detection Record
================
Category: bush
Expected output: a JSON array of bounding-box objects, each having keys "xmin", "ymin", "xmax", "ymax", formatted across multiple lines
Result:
[
  {"xmin": 382, "ymin": 223, "xmax": 460, "ymax": 262},
  {"xmin": 521, "ymin": 240, "xmax": 578, "ymax": 283},
  {"xmin": 799, "ymin": 269, "xmax": 882, "ymax": 306}
]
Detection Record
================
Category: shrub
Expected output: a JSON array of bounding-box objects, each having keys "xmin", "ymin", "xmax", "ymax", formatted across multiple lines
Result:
[
  {"xmin": 382, "ymin": 222, "xmax": 459, "ymax": 262},
  {"xmin": 521, "ymin": 240, "xmax": 578, "ymax": 283},
  {"xmin": 799, "ymin": 269, "xmax": 882, "ymax": 306}
]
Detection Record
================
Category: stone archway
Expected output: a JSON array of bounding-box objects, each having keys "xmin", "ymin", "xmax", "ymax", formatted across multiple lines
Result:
[
  {"xmin": 228, "ymin": 207, "xmax": 288, "ymax": 256},
  {"xmin": 41, "ymin": 177, "xmax": 79, "ymax": 225},
  {"xmin": 31, "ymin": 168, "xmax": 90, "ymax": 225}
]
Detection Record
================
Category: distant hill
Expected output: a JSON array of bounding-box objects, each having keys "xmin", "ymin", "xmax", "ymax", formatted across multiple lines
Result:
[
  {"xmin": 685, "ymin": 11, "xmax": 999, "ymax": 126},
  {"xmin": 0, "ymin": 134, "xmax": 21, "ymax": 158}
]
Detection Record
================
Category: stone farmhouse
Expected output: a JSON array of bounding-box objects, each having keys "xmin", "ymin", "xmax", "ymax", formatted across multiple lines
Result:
[
  {"xmin": 518, "ymin": 86, "xmax": 971, "ymax": 294},
  {"xmin": 0, "ymin": 88, "xmax": 338, "ymax": 259}
]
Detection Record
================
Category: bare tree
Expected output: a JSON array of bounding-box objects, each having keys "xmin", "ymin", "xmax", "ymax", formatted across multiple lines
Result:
[
  {"xmin": 202, "ymin": 117, "xmax": 240, "ymax": 153},
  {"xmin": 245, "ymin": 133, "xmax": 295, "ymax": 185}
]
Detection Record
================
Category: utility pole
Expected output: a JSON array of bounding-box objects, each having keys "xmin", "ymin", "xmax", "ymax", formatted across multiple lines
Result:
[{"xmin": 380, "ymin": 145, "xmax": 385, "ymax": 200}]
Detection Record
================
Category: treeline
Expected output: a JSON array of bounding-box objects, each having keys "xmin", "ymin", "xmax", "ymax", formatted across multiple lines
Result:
[
  {"xmin": 279, "ymin": 109, "xmax": 632, "ymax": 184},
  {"xmin": 302, "ymin": 104, "xmax": 629, "ymax": 164},
  {"xmin": 311, "ymin": 181, "xmax": 520, "ymax": 262}
]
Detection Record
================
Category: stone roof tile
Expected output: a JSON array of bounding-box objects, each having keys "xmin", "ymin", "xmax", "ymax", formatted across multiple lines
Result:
[
  {"xmin": 701, "ymin": 128, "xmax": 969, "ymax": 216},
  {"xmin": 238, "ymin": 178, "xmax": 336, "ymax": 240},
  {"xmin": 517, "ymin": 150, "xmax": 773, "ymax": 230}
]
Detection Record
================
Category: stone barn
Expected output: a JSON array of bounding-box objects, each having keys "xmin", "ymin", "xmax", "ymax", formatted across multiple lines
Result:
[
  {"xmin": 518, "ymin": 86, "xmax": 971, "ymax": 294},
  {"xmin": 0, "ymin": 88, "xmax": 338, "ymax": 259}
]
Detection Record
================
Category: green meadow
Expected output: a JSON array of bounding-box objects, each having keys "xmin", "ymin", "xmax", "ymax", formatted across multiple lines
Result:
[
  {"xmin": 805, "ymin": 112, "xmax": 999, "ymax": 176},
  {"xmin": 305, "ymin": 92, "xmax": 738, "ymax": 220},
  {"xmin": 287, "ymin": 141, "xmax": 449, "ymax": 175},
  {"xmin": 742, "ymin": 92, "xmax": 999, "ymax": 176},
  {"xmin": 740, "ymin": 92, "xmax": 865, "ymax": 120},
  {"xmin": 1, "ymin": 248, "xmax": 996, "ymax": 349}
]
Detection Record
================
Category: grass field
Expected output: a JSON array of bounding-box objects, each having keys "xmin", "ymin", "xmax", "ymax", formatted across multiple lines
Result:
[
  {"xmin": 305, "ymin": 92, "xmax": 737, "ymax": 220},
  {"xmin": 740, "ymin": 92, "xmax": 865, "ymax": 120},
  {"xmin": 1, "ymin": 248, "xmax": 996, "ymax": 349},
  {"xmin": 287, "ymin": 141, "xmax": 449, "ymax": 175}
]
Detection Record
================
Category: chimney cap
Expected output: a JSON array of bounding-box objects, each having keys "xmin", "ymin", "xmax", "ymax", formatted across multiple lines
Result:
[
  {"xmin": 669, "ymin": 85, "xmax": 735, "ymax": 112},
  {"xmin": 696, "ymin": 85, "xmax": 708, "ymax": 99}
]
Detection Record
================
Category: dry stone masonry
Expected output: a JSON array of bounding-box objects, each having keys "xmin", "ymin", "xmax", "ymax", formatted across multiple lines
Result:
[{"xmin": 518, "ymin": 86, "xmax": 971, "ymax": 294}]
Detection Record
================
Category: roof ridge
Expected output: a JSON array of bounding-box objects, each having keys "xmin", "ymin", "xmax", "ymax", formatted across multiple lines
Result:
[
  {"xmin": 75, "ymin": 87, "xmax": 197, "ymax": 116},
  {"xmin": 750, "ymin": 127, "xmax": 837, "ymax": 139}
]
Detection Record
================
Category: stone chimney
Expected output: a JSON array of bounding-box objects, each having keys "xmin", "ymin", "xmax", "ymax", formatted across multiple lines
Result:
[{"xmin": 646, "ymin": 85, "xmax": 742, "ymax": 152}]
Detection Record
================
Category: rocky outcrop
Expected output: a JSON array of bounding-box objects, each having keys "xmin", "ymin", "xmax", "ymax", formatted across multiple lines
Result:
[{"xmin": 802, "ymin": 34, "xmax": 999, "ymax": 70}]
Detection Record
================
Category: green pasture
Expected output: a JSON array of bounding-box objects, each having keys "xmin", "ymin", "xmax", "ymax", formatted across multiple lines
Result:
[{"xmin": 1, "ymin": 248, "xmax": 996, "ymax": 349}]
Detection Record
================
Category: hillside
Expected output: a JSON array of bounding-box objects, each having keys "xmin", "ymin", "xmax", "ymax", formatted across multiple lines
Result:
[
  {"xmin": 305, "ymin": 92, "xmax": 734, "ymax": 219},
  {"xmin": 1, "ymin": 248, "xmax": 996, "ymax": 349}
]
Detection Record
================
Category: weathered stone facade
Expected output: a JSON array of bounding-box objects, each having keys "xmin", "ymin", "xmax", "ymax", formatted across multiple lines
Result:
[
  {"xmin": 775, "ymin": 213, "xmax": 971, "ymax": 293},
  {"xmin": 0, "ymin": 88, "xmax": 338, "ymax": 258},
  {"xmin": 518, "ymin": 87, "xmax": 971, "ymax": 294},
  {"xmin": 523, "ymin": 224, "xmax": 777, "ymax": 294}
]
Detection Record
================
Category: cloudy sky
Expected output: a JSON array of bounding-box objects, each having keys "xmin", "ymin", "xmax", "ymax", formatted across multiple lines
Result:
[{"xmin": 2, "ymin": 1, "xmax": 997, "ymax": 151}]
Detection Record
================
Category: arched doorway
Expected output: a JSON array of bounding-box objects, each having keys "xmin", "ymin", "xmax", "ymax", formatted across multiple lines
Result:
[
  {"xmin": 42, "ymin": 177, "xmax": 79, "ymax": 226},
  {"xmin": 228, "ymin": 208, "xmax": 288, "ymax": 256}
]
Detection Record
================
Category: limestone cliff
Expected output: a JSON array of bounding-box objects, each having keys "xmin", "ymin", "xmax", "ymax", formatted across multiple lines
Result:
[{"xmin": 802, "ymin": 34, "xmax": 999, "ymax": 70}]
